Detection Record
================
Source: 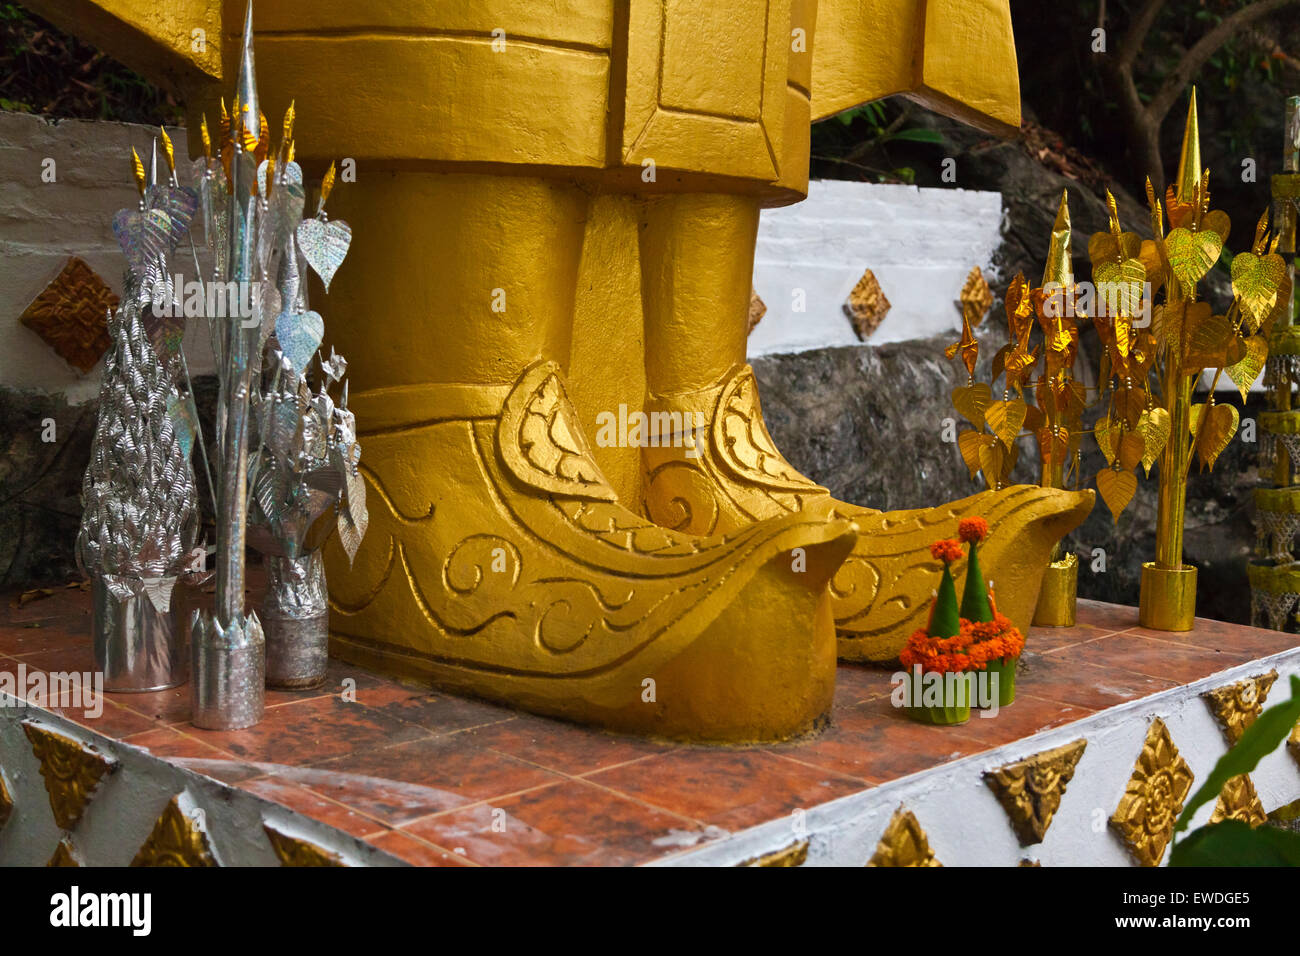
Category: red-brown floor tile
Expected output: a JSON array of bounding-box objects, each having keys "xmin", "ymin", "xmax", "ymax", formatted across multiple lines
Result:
[
  {"xmin": 2, "ymin": 586, "xmax": 89, "ymax": 625},
  {"xmin": 1026, "ymin": 622, "xmax": 1113, "ymax": 654},
  {"xmin": 122, "ymin": 726, "xmax": 235, "ymax": 761},
  {"xmin": 1057, "ymin": 633, "xmax": 1240, "ymax": 685},
  {"xmin": 587, "ymin": 748, "xmax": 866, "ymax": 831},
  {"xmin": 0, "ymin": 617, "xmax": 91, "ymax": 655},
  {"xmin": 188, "ymin": 694, "xmax": 431, "ymax": 765},
  {"xmin": 459, "ymin": 715, "xmax": 668, "ymax": 776},
  {"xmin": 1119, "ymin": 620, "xmax": 1299, "ymax": 661},
  {"xmin": 1015, "ymin": 650, "xmax": 1178, "ymax": 710},
  {"xmin": 303, "ymin": 733, "xmax": 565, "ymax": 825},
  {"xmin": 934, "ymin": 692, "xmax": 1094, "ymax": 749},
  {"xmin": 833, "ymin": 662, "xmax": 893, "ymax": 706},
  {"xmin": 1074, "ymin": 600, "xmax": 1141, "ymax": 632},
  {"xmin": 48, "ymin": 699, "xmax": 158, "ymax": 738},
  {"xmin": 404, "ymin": 778, "xmax": 713, "ymax": 866},
  {"xmin": 363, "ymin": 689, "xmax": 517, "ymax": 736},
  {"xmin": 114, "ymin": 684, "xmax": 194, "ymax": 724},
  {"xmin": 772, "ymin": 696, "xmax": 990, "ymax": 783},
  {"xmin": 13, "ymin": 642, "xmax": 96, "ymax": 674},
  {"xmin": 365, "ymin": 828, "xmax": 473, "ymax": 866},
  {"xmin": 171, "ymin": 757, "xmax": 268, "ymax": 784},
  {"xmin": 238, "ymin": 776, "xmax": 388, "ymax": 839}
]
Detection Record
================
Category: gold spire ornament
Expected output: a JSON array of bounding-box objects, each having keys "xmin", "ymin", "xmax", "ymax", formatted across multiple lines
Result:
[{"xmin": 1089, "ymin": 89, "xmax": 1286, "ymax": 630}]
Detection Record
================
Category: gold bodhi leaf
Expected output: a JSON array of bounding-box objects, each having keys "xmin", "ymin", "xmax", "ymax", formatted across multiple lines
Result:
[
  {"xmin": 1097, "ymin": 467, "xmax": 1137, "ymax": 522},
  {"xmin": 1230, "ymin": 251, "xmax": 1285, "ymax": 327},
  {"xmin": 1137, "ymin": 407, "xmax": 1171, "ymax": 475},
  {"xmin": 1191, "ymin": 403, "xmax": 1238, "ymax": 471},
  {"xmin": 952, "ymin": 383, "xmax": 992, "ymax": 428},
  {"xmin": 1225, "ymin": 335, "xmax": 1267, "ymax": 401},
  {"xmin": 984, "ymin": 399, "xmax": 1027, "ymax": 450},
  {"xmin": 1164, "ymin": 227, "xmax": 1223, "ymax": 288}
]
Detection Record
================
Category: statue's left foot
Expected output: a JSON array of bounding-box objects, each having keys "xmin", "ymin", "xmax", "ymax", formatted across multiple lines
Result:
[{"xmin": 641, "ymin": 364, "xmax": 1094, "ymax": 661}]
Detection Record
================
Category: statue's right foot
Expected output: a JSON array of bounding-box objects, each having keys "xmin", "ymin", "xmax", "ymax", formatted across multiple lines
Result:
[{"xmin": 323, "ymin": 360, "xmax": 856, "ymax": 743}]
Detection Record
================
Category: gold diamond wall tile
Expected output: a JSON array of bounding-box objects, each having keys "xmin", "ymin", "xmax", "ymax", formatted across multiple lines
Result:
[
  {"xmin": 1018, "ymin": 858, "xmax": 1042, "ymax": 867},
  {"xmin": 747, "ymin": 287, "xmax": 766, "ymax": 335},
  {"xmin": 959, "ymin": 266, "xmax": 993, "ymax": 325},
  {"xmin": 843, "ymin": 268, "xmax": 891, "ymax": 341},
  {"xmin": 0, "ymin": 767, "xmax": 13, "ymax": 833},
  {"xmin": 738, "ymin": 840, "xmax": 808, "ymax": 867},
  {"xmin": 131, "ymin": 796, "xmax": 217, "ymax": 867},
  {"xmin": 1203, "ymin": 671, "xmax": 1278, "ymax": 745},
  {"xmin": 867, "ymin": 806, "xmax": 941, "ymax": 867},
  {"xmin": 18, "ymin": 256, "xmax": 117, "ymax": 373},
  {"xmin": 984, "ymin": 738, "xmax": 1087, "ymax": 846},
  {"xmin": 264, "ymin": 824, "xmax": 346, "ymax": 867},
  {"xmin": 1210, "ymin": 774, "xmax": 1268, "ymax": 827},
  {"xmin": 1110, "ymin": 718, "xmax": 1194, "ymax": 867},
  {"xmin": 47, "ymin": 838, "xmax": 81, "ymax": 867},
  {"xmin": 22, "ymin": 721, "xmax": 117, "ymax": 831}
]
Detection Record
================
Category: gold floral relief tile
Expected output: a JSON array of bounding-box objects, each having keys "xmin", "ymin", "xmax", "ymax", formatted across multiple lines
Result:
[
  {"xmin": 1203, "ymin": 671, "xmax": 1278, "ymax": 746},
  {"xmin": 264, "ymin": 824, "xmax": 346, "ymax": 867},
  {"xmin": 984, "ymin": 738, "xmax": 1087, "ymax": 846},
  {"xmin": 47, "ymin": 837, "xmax": 81, "ymax": 867},
  {"xmin": 1018, "ymin": 858, "xmax": 1042, "ymax": 867},
  {"xmin": 22, "ymin": 721, "xmax": 117, "ymax": 831},
  {"xmin": 1110, "ymin": 718, "xmax": 1194, "ymax": 867},
  {"xmin": 747, "ymin": 287, "xmax": 766, "ymax": 335},
  {"xmin": 867, "ymin": 806, "xmax": 941, "ymax": 867},
  {"xmin": 0, "ymin": 767, "xmax": 13, "ymax": 833},
  {"xmin": 843, "ymin": 268, "xmax": 891, "ymax": 341},
  {"xmin": 18, "ymin": 256, "xmax": 117, "ymax": 373},
  {"xmin": 960, "ymin": 266, "xmax": 994, "ymax": 325},
  {"xmin": 1210, "ymin": 774, "xmax": 1268, "ymax": 828},
  {"xmin": 131, "ymin": 796, "xmax": 217, "ymax": 867},
  {"xmin": 1288, "ymin": 718, "xmax": 1299, "ymax": 768},
  {"xmin": 738, "ymin": 840, "xmax": 808, "ymax": 867}
]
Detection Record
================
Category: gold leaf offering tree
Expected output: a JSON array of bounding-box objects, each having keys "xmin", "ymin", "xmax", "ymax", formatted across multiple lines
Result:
[
  {"xmin": 1089, "ymin": 89, "xmax": 1287, "ymax": 631},
  {"xmin": 946, "ymin": 192, "xmax": 1087, "ymax": 626}
]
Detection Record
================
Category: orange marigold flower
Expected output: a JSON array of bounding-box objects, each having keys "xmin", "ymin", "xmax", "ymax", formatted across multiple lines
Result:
[
  {"xmin": 930, "ymin": 538, "xmax": 964, "ymax": 563},
  {"xmin": 958, "ymin": 516, "xmax": 988, "ymax": 544}
]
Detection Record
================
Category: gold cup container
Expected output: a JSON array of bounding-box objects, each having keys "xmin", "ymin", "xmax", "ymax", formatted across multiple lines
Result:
[
  {"xmin": 1138, "ymin": 562, "xmax": 1198, "ymax": 632},
  {"xmin": 1032, "ymin": 552, "xmax": 1079, "ymax": 627}
]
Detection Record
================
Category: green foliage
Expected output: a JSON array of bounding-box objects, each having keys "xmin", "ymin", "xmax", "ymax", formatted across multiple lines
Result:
[
  {"xmin": 812, "ymin": 100, "xmax": 942, "ymax": 185},
  {"xmin": 1168, "ymin": 674, "xmax": 1300, "ymax": 865}
]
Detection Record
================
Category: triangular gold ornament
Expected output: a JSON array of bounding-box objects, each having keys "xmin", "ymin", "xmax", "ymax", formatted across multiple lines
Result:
[
  {"xmin": 738, "ymin": 841, "xmax": 808, "ymax": 867},
  {"xmin": 22, "ymin": 721, "xmax": 117, "ymax": 831},
  {"xmin": 131, "ymin": 796, "xmax": 218, "ymax": 867},
  {"xmin": 264, "ymin": 824, "xmax": 346, "ymax": 867},
  {"xmin": 866, "ymin": 806, "xmax": 941, "ymax": 867},
  {"xmin": 1203, "ymin": 671, "xmax": 1278, "ymax": 745},
  {"xmin": 984, "ymin": 739, "xmax": 1087, "ymax": 845},
  {"xmin": 0, "ymin": 767, "xmax": 13, "ymax": 834},
  {"xmin": 47, "ymin": 838, "xmax": 81, "ymax": 867},
  {"xmin": 1209, "ymin": 774, "xmax": 1267, "ymax": 828}
]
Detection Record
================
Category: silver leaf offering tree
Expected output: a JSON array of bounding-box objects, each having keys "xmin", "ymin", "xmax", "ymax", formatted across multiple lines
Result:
[
  {"xmin": 187, "ymin": 1, "xmax": 364, "ymax": 726},
  {"xmin": 78, "ymin": 138, "xmax": 204, "ymax": 693}
]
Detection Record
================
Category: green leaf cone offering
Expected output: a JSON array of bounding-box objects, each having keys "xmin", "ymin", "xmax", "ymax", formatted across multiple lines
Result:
[
  {"xmin": 960, "ymin": 541, "xmax": 993, "ymax": 623},
  {"xmin": 929, "ymin": 564, "xmax": 961, "ymax": 638}
]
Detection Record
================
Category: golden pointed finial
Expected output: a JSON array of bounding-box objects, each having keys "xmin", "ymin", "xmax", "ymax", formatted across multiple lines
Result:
[
  {"xmin": 1105, "ymin": 189, "xmax": 1121, "ymax": 235},
  {"xmin": 286, "ymin": 140, "xmax": 295, "ymax": 164},
  {"xmin": 199, "ymin": 114, "xmax": 211, "ymax": 160},
  {"xmin": 282, "ymin": 100, "xmax": 296, "ymax": 146},
  {"xmin": 1175, "ymin": 88, "xmax": 1202, "ymax": 204},
  {"xmin": 320, "ymin": 160, "xmax": 337, "ymax": 206},
  {"xmin": 265, "ymin": 155, "xmax": 275, "ymax": 197},
  {"xmin": 1254, "ymin": 208, "xmax": 1271, "ymax": 254},
  {"xmin": 130, "ymin": 146, "xmax": 146, "ymax": 197},
  {"xmin": 255, "ymin": 110, "xmax": 270, "ymax": 162},
  {"xmin": 1145, "ymin": 176, "xmax": 1164, "ymax": 239},
  {"xmin": 1042, "ymin": 189, "xmax": 1073, "ymax": 289},
  {"xmin": 159, "ymin": 127, "xmax": 176, "ymax": 175}
]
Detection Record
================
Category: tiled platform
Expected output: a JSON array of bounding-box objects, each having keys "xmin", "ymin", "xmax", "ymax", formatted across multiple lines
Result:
[{"xmin": 2, "ymin": 585, "xmax": 1298, "ymax": 866}]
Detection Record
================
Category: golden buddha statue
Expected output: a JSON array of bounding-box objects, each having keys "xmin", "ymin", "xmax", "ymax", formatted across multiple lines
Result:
[{"xmin": 31, "ymin": 0, "xmax": 1092, "ymax": 742}]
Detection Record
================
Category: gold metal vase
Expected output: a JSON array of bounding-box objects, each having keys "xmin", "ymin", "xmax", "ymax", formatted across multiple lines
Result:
[{"xmin": 1032, "ymin": 551, "xmax": 1078, "ymax": 627}]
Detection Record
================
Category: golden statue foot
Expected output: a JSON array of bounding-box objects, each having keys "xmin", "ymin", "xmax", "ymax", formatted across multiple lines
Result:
[
  {"xmin": 322, "ymin": 360, "xmax": 857, "ymax": 743},
  {"xmin": 641, "ymin": 364, "xmax": 1095, "ymax": 662}
]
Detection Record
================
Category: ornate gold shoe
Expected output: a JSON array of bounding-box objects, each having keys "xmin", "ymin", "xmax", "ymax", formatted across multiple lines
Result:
[
  {"xmin": 321, "ymin": 361, "xmax": 857, "ymax": 743},
  {"xmin": 641, "ymin": 364, "xmax": 1095, "ymax": 662}
]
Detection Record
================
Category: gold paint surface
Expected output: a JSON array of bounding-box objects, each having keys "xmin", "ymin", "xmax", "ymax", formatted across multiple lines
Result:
[
  {"xmin": 264, "ymin": 824, "xmax": 346, "ymax": 867},
  {"xmin": 22, "ymin": 721, "xmax": 117, "ymax": 832},
  {"xmin": 1032, "ymin": 552, "xmax": 1078, "ymax": 627},
  {"xmin": 1111, "ymin": 718, "xmax": 1194, "ymax": 867},
  {"xmin": 47, "ymin": 838, "xmax": 81, "ymax": 867},
  {"xmin": 843, "ymin": 269, "xmax": 892, "ymax": 341},
  {"xmin": 984, "ymin": 739, "xmax": 1087, "ymax": 846},
  {"xmin": 0, "ymin": 768, "xmax": 13, "ymax": 833},
  {"xmin": 739, "ymin": 840, "xmax": 809, "ymax": 867},
  {"xmin": 131, "ymin": 796, "xmax": 217, "ymax": 867},
  {"xmin": 867, "ymin": 806, "xmax": 941, "ymax": 867},
  {"xmin": 1138, "ymin": 563, "xmax": 1198, "ymax": 632},
  {"xmin": 1210, "ymin": 774, "xmax": 1268, "ymax": 828},
  {"xmin": 1203, "ymin": 671, "xmax": 1278, "ymax": 746}
]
